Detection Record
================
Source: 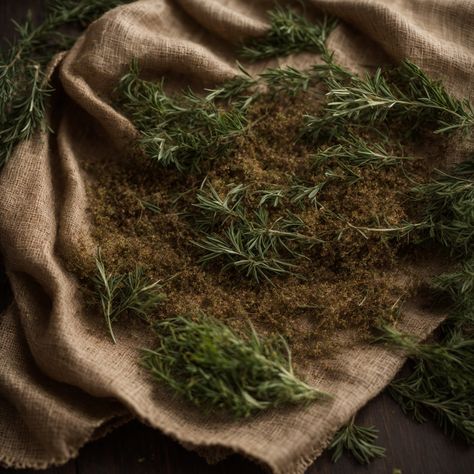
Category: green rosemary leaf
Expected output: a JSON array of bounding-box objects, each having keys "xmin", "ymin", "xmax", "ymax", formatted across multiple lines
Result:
[
  {"xmin": 240, "ymin": 7, "xmax": 337, "ymax": 60},
  {"xmin": 255, "ymin": 188, "xmax": 286, "ymax": 208},
  {"xmin": 94, "ymin": 249, "xmax": 166, "ymax": 343},
  {"xmin": 139, "ymin": 199, "xmax": 161, "ymax": 214},
  {"xmin": 330, "ymin": 417, "xmax": 386, "ymax": 464},
  {"xmin": 290, "ymin": 182, "xmax": 326, "ymax": 208},
  {"xmin": 143, "ymin": 314, "xmax": 328, "ymax": 417}
]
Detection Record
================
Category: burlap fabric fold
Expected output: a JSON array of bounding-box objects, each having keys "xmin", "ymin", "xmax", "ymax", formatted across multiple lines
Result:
[{"xmin": 0, "ymin": 0, "xmax": 472, "ymax": 472}]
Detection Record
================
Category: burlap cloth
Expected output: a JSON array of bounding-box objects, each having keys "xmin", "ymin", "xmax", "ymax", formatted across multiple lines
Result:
[{"xmin": 0, "ymin": 0, "xmax": 472, "ymax": 472}]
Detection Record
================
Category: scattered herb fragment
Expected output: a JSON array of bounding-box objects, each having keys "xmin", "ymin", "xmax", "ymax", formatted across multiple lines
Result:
[
  {"xmin": 94, "ymin": 249, "xmax": 166, "ymax": 343},
  {"xmin": 330, "ymin": 416, "xmax": 386, "ymax": 464},
  {"xmin": 239, "ymin": 7, "xmax": 337, "ymax": 60}
]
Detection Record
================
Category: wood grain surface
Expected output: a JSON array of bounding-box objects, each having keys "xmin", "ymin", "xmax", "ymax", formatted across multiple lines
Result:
[{"xmin": 0, "ymin": 2, "xmax": 472, "ymax": 473}]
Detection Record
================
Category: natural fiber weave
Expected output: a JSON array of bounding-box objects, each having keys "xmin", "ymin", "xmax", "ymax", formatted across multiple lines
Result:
[{"xmin": 0, "ymin": 1, "xmax": 472, "ymax": 472}]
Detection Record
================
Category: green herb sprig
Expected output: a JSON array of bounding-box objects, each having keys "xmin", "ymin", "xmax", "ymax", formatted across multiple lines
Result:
[
  {"xmin": 118, "ymin": 61, "xmax": 247, "ymax": 171},
  {"xmin": 304, "ymin": 60, "xmax": 474, "ymax": 141},
  {"xmin": 381, "ymin": 317, "xmax": 474, "ymax": 443},
  {"xmin": 0, "ymin": 0, "xmax": 132, "ymax": 167},
  {"xmin": 338, "ymin": 157, "xmax": 474, "ymax": 247},
  {"xmin": 411, "ymin": 159, "xmax": 474, "ymax": 253},
  {"xmin": 192, "ymin": 182, "xmax": 321, "ymax": 282},
  {"xmin": 240, "ymin": 7, "xmax": 337, "ymax": 60},
  {"xmin": 313, "ymin": 134, "xmax": 412, "ymax": 170},
  {"xmin": 94, "ymin": 250, "xmax": 166, "ymax": 343},
  {"xmin": 330, "ymin": 417, "xmax": 386, "ymax": 464},
  {"xmin": 143, "ymin": 315, "xmax": 328, "ymax": 417}
]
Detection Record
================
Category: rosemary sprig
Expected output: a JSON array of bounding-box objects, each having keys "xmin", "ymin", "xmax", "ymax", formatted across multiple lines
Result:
[
  {"xmin": 47, "ymin": 0, "xmax": 129, "ymax": 28},
  {"xmin": 290, "ymin": 182, "xmax": 327, "ymax": 208},
  {"xmin": 193, "ymin": 181, "xmax": 247, "ymax": 228},
  {"xmin": 0, "ymin": 64, "xmax": 52, "ymax": 164},
  {"xmin": 434, "ymin": 257, "xmax": 474, "ymax": 305},
  {"xmin": 204, "ymin": 64, "xmax": 256, "ymax": 102},
  {"xmin": 313, "ymin": 134, "xmax": 412, "ymax": 170},
  {"xmin": 411, "ymin": 158, "xmax": 474, "ymax": 253},
  {"xmin": 259, "ymin": 66, "xmax": 314, "ymax": 96},
  {"xmin": 94, "ymin": 250, "xmax": 166, "ymax": 343},
  {"xmin": 380, "ymin": 265, "xmax": 474, "ymax": 445},
  {"xmin": 205, "ymin": 64, "xmax": 321, "ymax": 105},
  {"xmin": 118, "ymin": 61, "xmax": 247, "ymax": 171},
  {"xmin": 304, "ymin": 60, "xmax": 474, "ymax": 141},
  {"xmin": 194, "ymin": 223, "xmax": 299, "ymax": 283},
  {"xmin": 240, "ymin": 7, "xmax": 337, "ymax": 60},
  {"xmin": 330, "ymin": 417, "xmax": 386, "ymax": 464},
  {"xmin": 143, "ymin": 315, "xmax": 328, "ymax": 417},
  {"xmin": 192, "ymin": 183, "xmax": 321, "ymax": 282},
  {"xmin": 256, "ymin": 188, "xmax": 286, "ymax": 208},
  {"xmin": 0, "ymin": 0, "xmax": 132, "ymax": 167},
  {"xmin": 339, "ymin": 157, "xmax": 474, "ymax": 246}
]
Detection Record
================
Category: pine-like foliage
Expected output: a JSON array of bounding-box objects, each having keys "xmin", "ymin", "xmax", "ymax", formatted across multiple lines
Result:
[
  {"xmin": 313, "ymin": 134, "xmax": 412, "ymax": 170},
  {"xmin": 240, "ymin": 7, "xmax": 337, "ymax": 60},
  {"xmin": 0, "ymin": 0, "xmax": 132, "ymax": 167},
  {"xmin": 143, "ymin": 315, "xmax": 327, "ymax": 417},
  {"xmin": 304, "ymin": 60, "xmax": 474, "ymax": 141},
  {"xmin": 118, "ymin": 62, "xmax": 248, "ymax": 171},
  {"xmin": 382, "ymin": 315, "xmax": 474, "ymax": 443},
  {"xmin": 94, "ymin": 250, "xmax": 166, "ymax": 343},
  {"xmin": 330, "ymin": 417, "xmax": 386, "ymax": 464},
  {"xmin": 379, "ymin": 253, "xmax": 474, "ymax": 444},
  {"xmin": 339, "ymin": 156, "xmax": 474, "ymax": 245},
  {"xmin": 192, "ymin": 182, "xmax": 321, "ymax": 282},
  {"xmin": 412, "ymin": 158, "xmax": 474, "ymax": 253}
]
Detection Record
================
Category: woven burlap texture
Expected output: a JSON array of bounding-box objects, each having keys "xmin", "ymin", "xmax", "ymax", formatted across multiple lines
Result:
[{"xmin": 0, "ymin": 0, "xmax": 472, "ymax": 472}]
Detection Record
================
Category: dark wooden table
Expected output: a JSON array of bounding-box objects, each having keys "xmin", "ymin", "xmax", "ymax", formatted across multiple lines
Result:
[{"xmin": 0, "ymin": 2, "xmax": 472, "ymax": 473}]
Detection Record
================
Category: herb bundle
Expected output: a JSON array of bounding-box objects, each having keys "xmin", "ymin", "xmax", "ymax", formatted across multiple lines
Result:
[
  {"xmin": 118, "ymin": 61, "xmax": 248, "ymax": 172},
  {"xmin": 143, "ymin": 315, "xmax": 326, "ymax": 417}
]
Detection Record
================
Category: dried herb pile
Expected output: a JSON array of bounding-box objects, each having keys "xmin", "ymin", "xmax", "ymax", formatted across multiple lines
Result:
[{"xmin": 75, "ymin": 66, "xmax": 435, "ymax": 361}]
